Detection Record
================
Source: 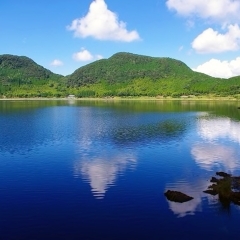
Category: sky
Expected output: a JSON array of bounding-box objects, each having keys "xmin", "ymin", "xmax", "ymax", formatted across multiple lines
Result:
[{"xmin": 1, "ymin": 0, "xmax": 240, "ymax": 78}]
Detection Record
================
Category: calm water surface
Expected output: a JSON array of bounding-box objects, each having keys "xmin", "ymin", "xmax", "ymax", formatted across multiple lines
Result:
[{"xmin": 0, "ymin": 100, "xmax": 240, "ymax": 239}]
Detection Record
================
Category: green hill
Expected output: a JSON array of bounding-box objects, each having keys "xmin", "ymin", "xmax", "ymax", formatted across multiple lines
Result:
[
  {"xmin": 66, "ymin": 52, "xmax": 230, "ymax": 97},
  {"xmin": 67, "ymin": 52, "xmax": 210, "ymax": 86},
  {"xmin": 0, "ymin": 54, "xmax": 63, "ymax": 97},
  {"xmin": 0, "ymin": 54, "xmax": 61, "ymax": 82},
  {"xmin": 1, "ymin": 52, "xmax": 240, "ymax": 98}
]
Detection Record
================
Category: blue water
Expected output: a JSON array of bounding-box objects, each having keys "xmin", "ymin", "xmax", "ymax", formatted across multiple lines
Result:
[{"xmin": 0, "ymin": 100, "xmax": 240, "ymax": 239}]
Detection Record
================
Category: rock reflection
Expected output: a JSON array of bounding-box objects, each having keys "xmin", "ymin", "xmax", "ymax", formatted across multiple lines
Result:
[
  {"xmin": 74, "ymin": 153, "xmax": 136, "ymax": 199},
  {"xmin": 177, "ymin": 116, "xmax": 240, "ymax": 216},
  {"xmin": 165, "ymin": 176, "xmax": 240, "ymax": 217},
  {"xmin": 165, "ymin": 181, "xmax": 207, "ymax": 217}
]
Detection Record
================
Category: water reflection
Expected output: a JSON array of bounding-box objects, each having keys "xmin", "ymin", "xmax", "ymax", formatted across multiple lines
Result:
[
  {"xmin": 112, "ymin": 119, "xmax": 187, "ymax": 146},
  {"xmin": 74, "ymin": 152, "xmax": 136, "ymax": 199},
  {"xmin": 165, "ymin": 180, "xmax": 208, "ymax": 217},
  {"xmin": 192, "ymin": 144, "xmax": 239, "ymax": 171},
  {"xmin": 197, "ymin": 117, "xmax": 240, "ymax": 144},
  {"xmin": 165, "ymin": 177, "xmax": 240, "ymax": 217},
  {"xmin": 166, "ymin": 115, "xmax": 240, "ymax": 217},
  {"xmin": 192, "ymin": 117, "xmax": 240, "ymax": 171}
]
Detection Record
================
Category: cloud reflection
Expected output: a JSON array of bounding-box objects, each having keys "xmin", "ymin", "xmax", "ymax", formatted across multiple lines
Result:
[
  {"xmin": 191, "ymin": 143, "xmax": 239, "ymax": 171},
  {"xmin": 192, "ymin": 117, "xmax": 240, "ymax": 171},
  {"xmin": 197, "ymin": 117, "xmax": 240, "ymax": 144},
  {"xmin": 74, "ymin": 152, "xmax": 136, "ymax": 199},
  {"xmin": 167, "ymin": 116, "xmax": 240, "ymax": 217},
  {"xmin": 165, "ymin": 181, "xmax": 207, "ymax": 217}
]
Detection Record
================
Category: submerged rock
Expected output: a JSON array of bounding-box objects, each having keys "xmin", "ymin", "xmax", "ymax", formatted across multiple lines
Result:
[
  {"xmin": 204, "ymin": 172, "xmax": 240, "ymax": 206},
  {"xmin": 164, "ymin": 190, "xmax": 194, "ymax": 203}
]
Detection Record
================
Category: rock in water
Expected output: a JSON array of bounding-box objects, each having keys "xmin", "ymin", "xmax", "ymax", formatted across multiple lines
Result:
[
  {"xmin": 164, "ymin": 190, "xmax": 194, "ymax": 203},
  {"xmin": 204, "ymin": 172, "xmax": 240, "ymax": 206},
  {"xmin": 216, "ymin": 172, "xmax": 231, "ymax": 178}
]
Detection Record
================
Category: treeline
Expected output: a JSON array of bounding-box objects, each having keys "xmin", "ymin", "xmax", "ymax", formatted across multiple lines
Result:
[
  {"xmin": 3, "ymin": 77, "xmax": 240, "ymax": 99},
  {"xmin": 1, "ymin": 53, "xmax": 240, "ymax": 98}
]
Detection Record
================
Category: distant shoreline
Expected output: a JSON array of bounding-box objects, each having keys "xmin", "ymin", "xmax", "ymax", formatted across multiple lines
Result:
[{"xmin": 0, "ymin": 96, "xmax": 239, "ymax": 101}]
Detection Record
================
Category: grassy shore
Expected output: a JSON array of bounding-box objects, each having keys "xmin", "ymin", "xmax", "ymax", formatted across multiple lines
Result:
[{"xmin": 0, "ymin": 95, "xmax": 239, "ymax": 101}]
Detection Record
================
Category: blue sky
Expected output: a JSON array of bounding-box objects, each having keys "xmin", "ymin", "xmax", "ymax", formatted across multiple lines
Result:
[{"xmin": 1, "ymin": 0, "xmax": 240, "ymax": 78}]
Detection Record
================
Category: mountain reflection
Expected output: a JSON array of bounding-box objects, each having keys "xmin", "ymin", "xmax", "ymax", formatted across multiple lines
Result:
[{"xmin": 74, "ymin": 152, "xmax": 136, "ymax": 199}]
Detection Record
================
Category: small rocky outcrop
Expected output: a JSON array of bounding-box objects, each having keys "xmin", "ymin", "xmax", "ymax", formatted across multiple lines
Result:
[
  {"xmin": 204, "ymin": 172, "xmax": 240, "ymax": 206},
  {"xmin": 216, "ymin": 171, "xmax": 231, "ymax": 178},
  {"xmin": 164, "ymin": 190, "xmax": 194, "ymax": 203}
]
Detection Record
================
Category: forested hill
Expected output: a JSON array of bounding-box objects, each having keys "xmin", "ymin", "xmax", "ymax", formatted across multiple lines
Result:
[
  {"xmin": 1, "ymin": 52, "xmax": 240, "ymax": 98},
  {"xmin": 66, "ymin": 52, "xmax": 212, "ymax": 87},
  {"xmin": 0, "ymin": 54, "xmax": 61, "ymax": 84}
]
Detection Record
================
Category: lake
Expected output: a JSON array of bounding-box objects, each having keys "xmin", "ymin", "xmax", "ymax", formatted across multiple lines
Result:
[{"xmin": 0, "ymin": 99, "xmax": 240, "ymax": 239}]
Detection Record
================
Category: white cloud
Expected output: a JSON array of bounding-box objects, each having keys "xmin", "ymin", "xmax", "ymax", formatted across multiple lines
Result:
[
  {"xmin": 72, "ymin": 49, "xmax": 94, "ymax": 62},
  {"xmin": 166, "ymin": 0, "xmax": 240, "ymax": 55},
  {"xmin": 50, "ymin": 59, "xmax": 63, "ymax": 67},
  {"xmin": 72, "ymin": 49, "xmax": 104, "ymax": 62},
  {"xmin": 192, "ymin": 24, "xmax": 240, "ymax": 54},
  {"xmin": 67, "ymin": 0, "xmax": 140, "ymax": 42},
  {"xmin": 166, "ymin": 0, "xmax": 240, "ymax": 23},
  {"xmin": 193, "ymin": 57, "xmax": 240, "ymax": 78},
  {"xmin": 96, "ymin": 54, "xmax": 104, "ymax": 60}
]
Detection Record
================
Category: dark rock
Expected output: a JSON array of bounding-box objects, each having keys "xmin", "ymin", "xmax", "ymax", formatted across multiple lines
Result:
[
  {"xmin": 208, "ymin": 184, "xmax": 218, "ymax": 190},
  {"xmin": 216, "ymin": 172, "xmax": 231, "ymax": 178},
  {"xmin": 204, "ymin": 172, "xmax": 240, "ymax": 207},
  {"xmin": 203, "ymin": 190, "xmax": 218, "ymax": 196},
  {"xmin": 164, "ymin": 190, "xmax": 194, "ymax": 203},
  {"xmin": 231, "ymin": 192, "xmax": 240, "ymax": 205},
  {"xmin": 232, "ymin": 177, "xmax": 240, "ymax": 190},
  {"xmin": 210, "ymin": 177, "xmax": 219, "ymax": 183}
]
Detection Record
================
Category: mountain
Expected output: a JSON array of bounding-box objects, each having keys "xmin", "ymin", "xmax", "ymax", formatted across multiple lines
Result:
[
  {"xmin": 0, "ymin": 54, "xmax": 61, "ymax": 85},
  {"xmin": 66, "ymin": 52, "xmax": 212, "ymax": 87},
  {"xmin": 1, "ymin": 52, "xmax": 240, "ymax": 98},
  {"xmin": 66, "ymin": 52, "xmax": 232, "ymax": 97},
  {"xmin": 0, "ymin": 54, "xmax": 63, "ymax": 98}
]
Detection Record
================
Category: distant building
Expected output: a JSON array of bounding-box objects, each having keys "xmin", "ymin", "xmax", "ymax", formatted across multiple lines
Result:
[{"xmin": 68, "ymin": 95, "xmax": 76, "ymax": 99}]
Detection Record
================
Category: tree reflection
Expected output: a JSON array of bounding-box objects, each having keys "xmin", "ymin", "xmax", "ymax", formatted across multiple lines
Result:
[{"xmin": 112, "ymin": 120, "xmax": 186, "ymax": 146}]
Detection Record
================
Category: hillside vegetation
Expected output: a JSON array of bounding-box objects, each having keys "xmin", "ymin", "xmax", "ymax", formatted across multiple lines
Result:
[
  {"xmin": 1, "ymin": 52, "xmax": 240, "ymax": 98},
  {"xmin": 67, "ymin": 52, "xmax": 197, "ymax": 85},
  {"xmin": 0, "ymin": 54, "xmax": 64, "ymax": 97},
  {"xmin": 65, "ymin": 52, "xmax": 240, "ymax": 98}
]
